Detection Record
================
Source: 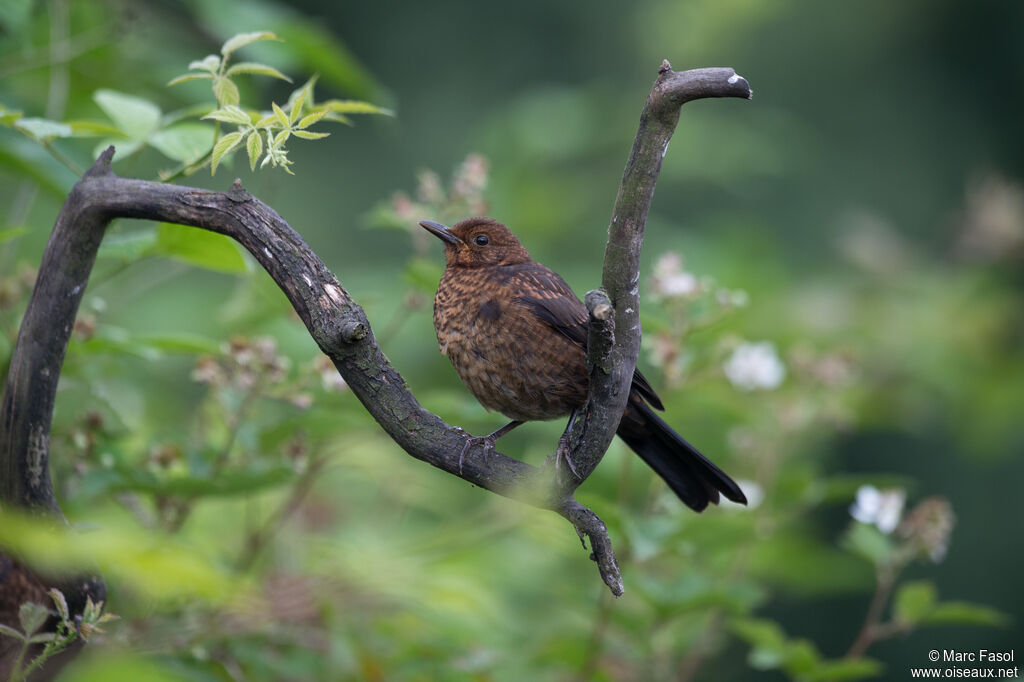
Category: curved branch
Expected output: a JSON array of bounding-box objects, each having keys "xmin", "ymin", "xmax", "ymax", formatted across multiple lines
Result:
[
  {"xmin": 0, "ymin": 63, "xmax": 751, "ymax": 610},
  {"xmin": 562, "ymin": 64, "xmax": 752, "ymax": 493}
]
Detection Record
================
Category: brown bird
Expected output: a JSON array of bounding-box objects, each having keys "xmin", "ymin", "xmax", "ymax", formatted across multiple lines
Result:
[{"xmin": 420, "ymin": 217, "xmax": 746, "ymax": 512}]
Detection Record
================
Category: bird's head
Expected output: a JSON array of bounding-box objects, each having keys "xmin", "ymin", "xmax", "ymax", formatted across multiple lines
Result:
[{"xmin": 419, "ymin": 217, "xmax": 532, "ymax": 268}]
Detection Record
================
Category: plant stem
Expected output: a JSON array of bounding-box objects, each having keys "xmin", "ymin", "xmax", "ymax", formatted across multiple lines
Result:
[{"xmin": 845, "ymin": 564, "xmax": 897, "ymax": 659}]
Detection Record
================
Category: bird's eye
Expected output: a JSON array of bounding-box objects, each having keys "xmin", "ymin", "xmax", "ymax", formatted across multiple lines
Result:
[{"xmin": 474, "ymin": 234, "xmax": 489, "ymax": 246}]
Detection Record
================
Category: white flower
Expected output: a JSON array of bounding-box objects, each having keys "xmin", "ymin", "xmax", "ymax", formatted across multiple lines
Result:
[
  {"xmin": 651, "ymin": 252, "xmax": 699, "ymax": 298},
  {"xmin": 723, "ymin": 341, "xmax": 786, "ymax": 391},
  {"xmin": 850, "ymin": 485, "xmax": 906, "ymax": 534}
]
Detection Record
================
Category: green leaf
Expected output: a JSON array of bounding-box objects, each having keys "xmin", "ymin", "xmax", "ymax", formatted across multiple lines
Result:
[
  {"xmin": 804, "ymin": 658, "xmax": 884, "ymax": 682},
  {"xmin": 0, "ymin": 512, "xmax": 238, "ymax": 603},
  {"xmin": 322, "ymin": 99, "xmax": 394, "ymax": 116},
  {"xmin": 921, "ymin": 601, "xmax": 1009, "ymax": 627},
  {"xmin": 92, "ymin": 139, "xmax": 143, "ymax": 161},
  {"xmin": 154, "ymin": 223, "xmax": 249, "ymax": 273},
  {"xmin": 246, "ymin": 130, "xmax": 262, "ymax": 171},
  {"xmin": 167, "ymin": 72, "xmax": 214, "ymax": 87},
  {"xmin": 271, "ymin": 101, "xmax": 289, "ymax": 127},
  {"xmin": 894, "ymin": 580, "xmax": 938, "ymax": 624},
  {"xmin": 254, "ymin": 113, "xmax": 278, "ymax": 129},
  {"xmin": 210, "ymin": 130, "xmax": 244, "ymax": 175},
  {"xmin": 48, "ymin": 589, "xmax": 70, "ymax": 623},
  {"xmin": 19, "ymin": 601, "xmax": 50, "ymax": 636},
  {"xmin": 149, "ymin": 123, "xmax": 214, "ymax": 163},
  {"xmin": 29, "ymin": 632, "xmax": 57, "ymax": 644},
  {"xmin": 291, "ymin": 130, "xmax": 329, "ymax": 140},
  {"xmin": 93, "ymin": 89, "xmax": 161, "ymax": 140},
  {"xmin": 0, "ymin": 623, "xmax": 25, "ymax": 641},
  {"xmin": 220, "ymin": 31, "xmax": 279, "ymax": 59},
  {"xmin": 202, "ymin": 105, "xmax": 251, "ymax": 126},
  {"xmin": 98, "ymin": 228, "xmax": 159, "ymax": 261},
  {"xmin": 842, "ymin": 522, "xmax": 896, "ymax": 566},
  {"xmin": 289, "ymin": 83, "xmax": 310, "ymax": 123},
  {"xmin": 296, "ymin": 108, "xmax": 328, "ymax": 129},
  {"xmin": 66, "ymin": 120, "xmax": 126, "ymax": 137},
  {"xmin": 225, "ymin": 62, "xmax": 292, "ymax": 82},
  {"xmin": 0, "ymin": 104, "xmax": 22, "ymax": 125},
  {"xmin": 212, "ymin": 76, "xmax": 240, "ymax": 107},
  {"xmin": 15, "ymin": 117, "xmax": 73, "ymax": 140},
  {"xmin": 72, "ymin": 328, "xmax": 224, "ymax": 361},
  {"xmin": 188, "ymin": 54, "xmax": 221, "ymax": 73}
]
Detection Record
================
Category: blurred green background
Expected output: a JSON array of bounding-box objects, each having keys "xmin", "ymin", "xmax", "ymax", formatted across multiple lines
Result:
[{"xmin": 1, "ymin": 0, "xmax": 1022, "ymax": 680}]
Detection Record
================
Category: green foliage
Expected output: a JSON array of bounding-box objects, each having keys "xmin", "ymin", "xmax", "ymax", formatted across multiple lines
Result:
[
  {"xmin": 0, "ymin": 590, "xmax": 115, "ymax": 682},
  {"xmin": 170, "ymin": 31, "xmax": 390, "ymax": 176},
  {"xmin": 733, "ymin": 618, "xmax": 883, "ymax": 681}
]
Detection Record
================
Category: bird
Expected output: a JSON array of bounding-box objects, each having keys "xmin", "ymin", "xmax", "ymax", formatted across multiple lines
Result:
[{"xmin": 420, "ymin": 217, "xmax": 747, "ymax": 512}]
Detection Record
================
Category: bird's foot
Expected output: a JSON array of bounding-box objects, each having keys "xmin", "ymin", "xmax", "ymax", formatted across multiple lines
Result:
[
  {"xmin": 555, "ymin": 431, "xmax": 581, "ymax": 480},
  {"xmin": 453, "ymin": 421, "xmax": 523, "ymax": 475},
  {"xmin": 455, "ymin": 431, "xmax": 500, "ymax": 475}
]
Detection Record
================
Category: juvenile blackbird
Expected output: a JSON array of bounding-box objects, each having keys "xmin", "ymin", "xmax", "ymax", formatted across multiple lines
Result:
[{"xmin": 421, "ymin": 217, "xmax": 747, "ymax": 512}]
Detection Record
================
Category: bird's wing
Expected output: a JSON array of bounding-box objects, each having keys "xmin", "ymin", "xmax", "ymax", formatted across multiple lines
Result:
[{"xmin": 509, "ymin": 264, "xmax": 665, "ymax": 411}]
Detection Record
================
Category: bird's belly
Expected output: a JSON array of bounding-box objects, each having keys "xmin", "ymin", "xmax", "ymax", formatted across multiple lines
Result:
[{"xmin": 435, "ymin": 303, "xmax": 586, "ymax": 422}]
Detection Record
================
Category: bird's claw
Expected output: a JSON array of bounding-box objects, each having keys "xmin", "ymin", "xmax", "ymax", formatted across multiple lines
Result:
[
  {"xmin": 456, "ymin": 431, "xmax": 499, "ymax": 475},
  {"xmin": 555, "ymin": 431, "xmax": 581, "ymax": 480}
]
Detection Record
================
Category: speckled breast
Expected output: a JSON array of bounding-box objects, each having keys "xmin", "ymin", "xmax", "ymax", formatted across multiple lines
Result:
[{"xmin": 432, "ymin": 265, "xmax": 588, "ymax": 422}]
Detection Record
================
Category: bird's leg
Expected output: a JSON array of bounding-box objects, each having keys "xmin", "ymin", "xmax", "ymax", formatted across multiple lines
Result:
[
  {"xmin": 555, "ymin": 409, "xmax": 581, "ymax": 480},
  {"xmin": 457, "ymin": 420, "xmax": 523, "ymax": 474}
]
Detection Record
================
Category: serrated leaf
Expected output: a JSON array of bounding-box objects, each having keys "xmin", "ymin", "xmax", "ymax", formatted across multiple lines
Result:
[
  {"xmin": 272, "ymin": 129, "xmax": 290, "ymax": 148},
  {"xmin": 202, "ymin": 105, "xmax": 251, "ymax": 126},
  {"xmin": 220, "ymin": 31, "xmax": 279, "ymax": 58},
  {"xmin": 296, "ymin": 109, "xmax": 328, "ymax": 129},
  {"xmin": 167, "ymin": 72, "xmax": 215, "ymax": 87},
  {"xmin": 210, "ymin": 131, "xmax": 244, "ymax": 175},
  {"xmin": 19, "ymin": 602, "xmax": 50, "ymax": 636},
  {"xmin": 291, "ymin": 130, "xmax": 329, "ymax": 140},
  {"xmin": 188, "ymin": 54, "xmax": 221, "ymax": 73},
  {"xmin": 149, "ymin": 123, "xmax": 214, "ymax": 163},
  {"xmin": 323, "ymin": 99, "xmax": 394, "ymax": 116},
  {"xmin": 246, "ymin": 130, "xmax": 262, "ymax": 171},
  {"xmin": 894, "ymin": 580, "xmax": 937, "ymax": 624},
  {"xmin": 93, "ymin": 89, "xmax": 161, "ymax": 139},
  {"xmin": 15, "ymin": 117, "xmax": 73, "ymax": 140},
  {"xmin": 289, "ymin": 86, "xmax": 309, "ymax": 123},
  {"xmin": 155, "ymin": 223, "xmax": 249, "ymax": 273},
  {"xmin": 225, "ymin": 62, "xmax": 291, "ymax": 82},
  {"xmin": 271, "ymin": 101, "xmax": 289, "ymax": 127},
  {"xmin": 212, "ymin": 76, "xmax": 240, "ymax": 107},
  {"xmin": 48, "ymin": 589, "xmax": 70, "ymax": 623}
]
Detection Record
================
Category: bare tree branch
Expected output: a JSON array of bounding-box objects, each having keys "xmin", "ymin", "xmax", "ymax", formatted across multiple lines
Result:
[{"xmin": 0, "ymin": 63, "xmax": 752, "ymax": 637}]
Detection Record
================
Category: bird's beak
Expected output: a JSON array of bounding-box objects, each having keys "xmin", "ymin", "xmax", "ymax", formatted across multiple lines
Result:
[{"xmin": 419, "ymin": 220, "xmax": 463, "ymax": 246}]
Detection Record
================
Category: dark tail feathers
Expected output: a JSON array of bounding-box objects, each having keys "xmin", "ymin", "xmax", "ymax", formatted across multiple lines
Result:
[{"xmin": 616, "ymin": 397, "xmax": 747, "ymax": 512}]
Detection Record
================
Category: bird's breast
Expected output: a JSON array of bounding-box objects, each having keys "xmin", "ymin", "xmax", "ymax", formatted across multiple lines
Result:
[{"xmin": 432, "ymin": 267, "xmax": 587, "ymax": 422}]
